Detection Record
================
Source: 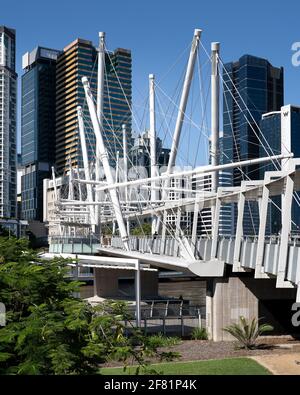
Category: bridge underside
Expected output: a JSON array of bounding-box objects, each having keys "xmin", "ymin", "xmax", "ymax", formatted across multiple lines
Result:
[
  {"xmin": 107, "ymin": 233, "xmax": 300, "ymax": 301},
  {"xmin": 49, "ymin": 233, "xmax": 300, "ymax": 302},
  {"xmin": 97, "ymin": 246, "xmax": 225, "ymax": 277}
]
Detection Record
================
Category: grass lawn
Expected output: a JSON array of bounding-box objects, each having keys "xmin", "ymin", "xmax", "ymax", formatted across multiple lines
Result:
[{"xmin": 100, "ymin": 357, "xmax": 271, "ymax": 375}]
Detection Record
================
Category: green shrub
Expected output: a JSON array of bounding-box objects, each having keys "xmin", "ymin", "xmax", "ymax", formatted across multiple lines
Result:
[
  {"xmin": 145, "ymin": 333, "xmax": 181, "ymax": 348},
  {"xmin": 191, "ymin": 327, "xmax": 209, "ymax": 340},
  {"xmin": 132, "ymin": 223, "xmax": 152, "ymax": 236},
  {"xmin": 0, "ymin": 237, "xmax": 180, "ymax": 375}
]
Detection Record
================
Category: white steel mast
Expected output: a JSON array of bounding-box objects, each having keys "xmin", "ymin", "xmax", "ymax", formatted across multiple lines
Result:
[
  {"xmin": 112, "ymin": 151, "xmax": 120, "ymax": 235},
  {"xmin": 210, "ymin": 42, "xmax": 220, "ymax": 232},
  {"xmin": 156, "ymin": 29, "xmax": 202, "ymax": 240},
  {"xmin": 122, "ymin": 123, "xmax": 130, "ymax": 234},
  {"xmin": 149, "ymin": 74, "xmax": 158, "ymax": 235},
  {"xmin": 95, "ymin": 32, "xmax": 106, "ymax": 228},
  {"xmin": 97, "ymin": 32, "xmax": 105, "ymax": 121},
  {"xmin": 82, "ymin": 76, "xmax": 130, "ymax": 250},
  {"xmin": 67, "ymin": 158, "xmax": 74, "ymax": 237},
  {"xmin": 77, "ymin": 106, "xmax": 96, "ymax": 230},
  {"xmin": 164, "ymin": 29, "xmax": 202, "ymax": 183},
  {"xmin": 211, "ymin": 42, "xmax": 220, "ymax": 193}
]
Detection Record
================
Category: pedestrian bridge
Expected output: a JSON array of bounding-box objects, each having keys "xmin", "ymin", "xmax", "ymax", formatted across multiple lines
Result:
[
  {"xmin": 48, "ymin": 161, "xmax": 300, "ymax": 303},
  {"xmin": 106, "ymin": 235, "xmax": 300, "ymax": 300},
  {"xmin": 49, "ymin": 233, "xmax": 300, "ymax": 302}
]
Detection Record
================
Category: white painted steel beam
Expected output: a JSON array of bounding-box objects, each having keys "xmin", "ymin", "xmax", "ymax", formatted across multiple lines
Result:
[
  {"xmin": 92, "ymin": 154, "xmax": 292, "ymax": 193},
  {"xmin": 233, "ymin": 184, "xmax": 246, "ymax": 273},
  {"xmin": 211, "ymin": 189, "xmax": 222, "ymax": 259},
  {"xmin": 276, "ymin": 173, "xmax": 295, "ymax": 289}
]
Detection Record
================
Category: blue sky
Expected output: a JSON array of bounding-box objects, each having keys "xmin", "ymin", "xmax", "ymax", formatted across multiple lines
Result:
[{"xmin": 1, "ymin": 0, "xmax": 300, "ymax": 164}]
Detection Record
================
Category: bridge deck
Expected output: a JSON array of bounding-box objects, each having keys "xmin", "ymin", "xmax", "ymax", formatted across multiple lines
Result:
[{"xmin": 97, "ymin": 246, "xmax": 225, "ymax": 277}]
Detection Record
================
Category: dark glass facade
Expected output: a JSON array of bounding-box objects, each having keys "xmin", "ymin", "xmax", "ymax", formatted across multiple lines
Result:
[
  {"xmin": 0, "ymin": 26, "xmax": 17, "ymax": 219},
  {"xmin": 21, "ymin": 47, "xmax": 59, "ymax": 221},
  {"xmin": 259, "ymin": 112, "xmax": 281, "ymax": 174},
  {"xmin": 221, "ymin": 54, "xmax": 284, "ymax": 235},
  {"xmin": 290, "ymin": 108, "xmax": 300, "ymax": 157},
  {"xmin": 101, "ymin": 49, "xmax": 132, "ymax": 162},
  {"xmin": 260, "ymin": 106, "xmax": 300, "ymax": 235},
  {"xmin": 222, "ymin": 55, "xmax": 284, "ymax": 177},
  {"xmin": 290, "ymin": 108, "xmax": 300, "ymax": 235}
]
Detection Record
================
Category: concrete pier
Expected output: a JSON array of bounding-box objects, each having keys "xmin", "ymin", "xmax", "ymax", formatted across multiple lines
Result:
[{"xmin": 207, "ymin": 275, "xmax": 297, "ymax": 341}]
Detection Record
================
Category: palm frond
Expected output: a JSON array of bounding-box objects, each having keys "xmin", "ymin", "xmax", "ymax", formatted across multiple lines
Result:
[{"xmin": 223, "ymin": 316, "xmax": 274, "ymax": 349}]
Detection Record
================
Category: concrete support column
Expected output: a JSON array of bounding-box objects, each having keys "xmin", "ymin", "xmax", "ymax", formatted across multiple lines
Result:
[
  {"xmin": 208, "ymin": 276, "xmax": 298, "ymax": 341},
  {"xmin": 209, "ymin": 277, "xmax": 259, "ymax": 341},
  {"xmin": 205, "ymin": 280, "xmax": 214, "ymax": 340}
]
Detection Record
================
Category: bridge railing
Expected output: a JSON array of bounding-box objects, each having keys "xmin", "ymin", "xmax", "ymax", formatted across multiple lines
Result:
[
  {"xmin": 122, "ymin": 302, "xmax": 205, "ymax": 336},
  {"xmin": 111, "ymin": 235, "xmax": 184, "ymax": 257}
]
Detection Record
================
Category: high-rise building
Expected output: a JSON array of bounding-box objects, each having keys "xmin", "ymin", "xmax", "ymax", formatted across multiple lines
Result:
[
  {"xmin": 260, "ymin": 105, "xmax": 300, "ymax": 235},
  {"xmin": 222, "ymin": 54, "xmax": 284, "ymax": 179},
  {"xmin": 129, "ymin": 131, "xmax": 170, "ymax": 174},
  {"xmin": 55, "ymin": 38, "xmax": 132, "ymax": 174},
  {"xmin": 260, "ymin": 105, "xmax": 300, "ymax": 169},
  {"xmin": 21, "ymin": 47, "xmax": 60, "ymax": 222},
  {"xmin": 220, "ymin": 54, "xmax": 284, "ymax": 235},
  {"xmin": 0, "ymin": 26, "xmax": 17, "ymax": 218}
]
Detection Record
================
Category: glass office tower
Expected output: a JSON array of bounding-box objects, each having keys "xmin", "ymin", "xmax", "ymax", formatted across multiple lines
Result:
[
  {"xmin": 221, "ymin": 54, "xmax": 284, "ymax": 235},
  {"xmin": 21, "ymin": 47, "xmax": 60, "ymax": 221},
  {"xmin": 222, "ymin": 54, "xmax": 284, "ymax": 178},
  {"xmin": 55, "ymin": 38, "xmax": 132, "ymax": 174},
  {"xmin": 259, "ymin": 111, "xmax": 281, "ymax": 173},
  {"xmin": 260, "ymin": 105, "xmax": 300, "ymax": 235},
  {"xmin": 129, "ymin": 131, "xmax": 170, "ymax": 175},
  {"xmin": 0, "ymin": 26, "xmax": 17, "ymax": 218}
]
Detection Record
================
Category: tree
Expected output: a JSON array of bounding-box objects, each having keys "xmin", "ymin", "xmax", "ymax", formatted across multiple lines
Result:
[
  {"xmin": 0, "ymin": 236, "xmax": 34, "ymax": 264},
  {"xmin": 0, "ymin": 226, "xmax": 10, "ymax": 238},
  {"xmin": 0, "ymin": 237, "xmax": 177, "ymax": 374},
  {"xmin": 132, "ymin": 223, "xmax": 152, "ymax": 236},
  {"xmin": 223, "ymin": 316, "xmax": 274, "ymax": 349}
]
